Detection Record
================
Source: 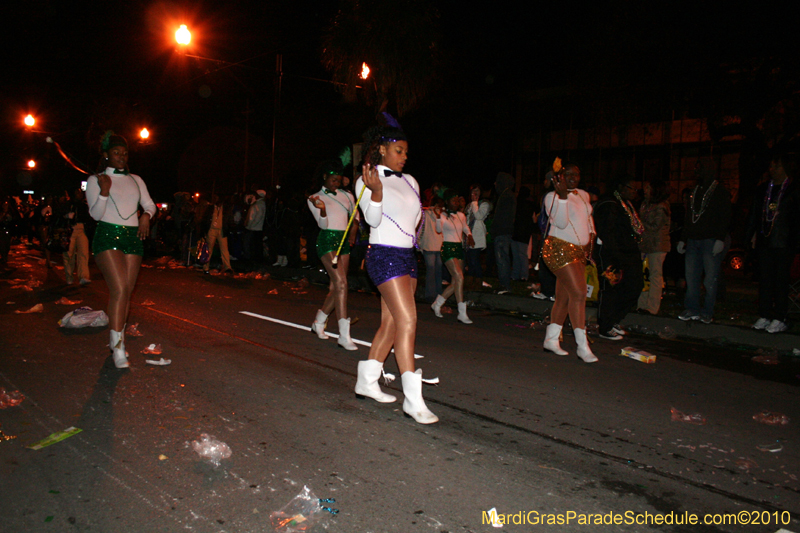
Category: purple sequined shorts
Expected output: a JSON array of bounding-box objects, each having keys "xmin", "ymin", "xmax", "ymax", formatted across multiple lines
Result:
[{"xmin": 366, "ymin": 244, "xmax": 417, "ymax": 286}]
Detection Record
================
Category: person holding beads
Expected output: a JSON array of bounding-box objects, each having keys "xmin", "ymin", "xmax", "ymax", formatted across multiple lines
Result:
[
  {"xmin": 353, "ymin": 117, "xmax": 438, "ymax": 424},
  {"xmin": 308, "ymin": 158, "xmax": 359, "ymax": 350},
  {"xmin": 85, "ymin": 131, "xmax": 156, "ymax": 369},
  {"xmin": 431, "ymin": 189, "xmax": 475, "ymax": 324},
  {"xmin": 541, "ymin": 161, "xmax": 597, "ymax": 363}
]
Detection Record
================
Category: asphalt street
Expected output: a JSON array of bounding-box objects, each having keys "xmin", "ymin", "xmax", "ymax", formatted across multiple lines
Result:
[{"xmin": 1, "ymin": 247, "xmax": 799, "ymax": 532}]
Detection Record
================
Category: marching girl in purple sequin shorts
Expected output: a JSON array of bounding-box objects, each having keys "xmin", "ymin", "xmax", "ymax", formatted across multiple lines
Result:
[{"xmin": 352, "ymin": 120, "xmax": 438, "ymax": 424}]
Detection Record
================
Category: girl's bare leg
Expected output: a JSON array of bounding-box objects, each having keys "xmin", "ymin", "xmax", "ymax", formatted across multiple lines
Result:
[
  {"xmin": 442, "ymin": 258, "xmax": 465, "ymax": 303},
  {"xmin": 95, "ymin": 250, "xmax": 132, "ymax": 331},
  {"xmin": 320, "ymin": 252, "xmax": 350, "ymax": 320},
  {"xmin": 368, "ymin": 275, "xmax": 417, "ymax": 374},
  {"xmin": 561, "ymin": 262, "xmax": 587, "ymax": 329}
]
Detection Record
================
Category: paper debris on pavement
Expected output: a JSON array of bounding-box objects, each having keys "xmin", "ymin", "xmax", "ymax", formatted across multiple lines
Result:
[
  {"xmin": 620, "ymin": 346, "xmax": 656, "ymax": 363},
  {"xmin": 28, "ymin": 427, "xmax": 82, "ymax": 450}
]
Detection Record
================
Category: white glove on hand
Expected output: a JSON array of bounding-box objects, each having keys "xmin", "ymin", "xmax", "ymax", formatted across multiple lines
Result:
[
  {"xmin": 712, "ymin": 240, "xmax": 724, "ymax": 255},
  {"xmin": 677, "ymin": 241, "xmax": 686, "ymax": 254}
]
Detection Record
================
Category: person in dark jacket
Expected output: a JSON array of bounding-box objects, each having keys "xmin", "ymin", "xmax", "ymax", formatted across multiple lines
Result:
[
  {"xmin": 676, "ymin": 158, "xmax": 731, "ymax": 323},
  {"xmin": 492, "ymin": 172, "xmax": 516, "ymax": 293},
  {"xmin": 593, "ymin": 176, "xmax": 644, "ymax": 339},
  {"xmin": 744, "ymin": 154, "xmax": 800, "ymax": 333},
  {"xmin": 511, "ymin": 185, "xmax": 536, "ymax": 281}
]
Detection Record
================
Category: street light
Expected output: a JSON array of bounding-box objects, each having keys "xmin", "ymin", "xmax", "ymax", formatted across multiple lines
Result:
[
  {"xmin": 175, "ymin": 24, "xmax": 191, "ymax": 46},
  {"xmin": 24, "ymin": 114, "xmax": 35, "ymax": 127},
  {"xmin": 140, "ymin": 128, "xmax": 150, "ymax": 140},
  {"xmin": 360, "ymin": 62, "xmax": 370, "ymax": 80},
  {"xmin": 27, "ymin": 160, "xmax": 36, "ymax": 169}
]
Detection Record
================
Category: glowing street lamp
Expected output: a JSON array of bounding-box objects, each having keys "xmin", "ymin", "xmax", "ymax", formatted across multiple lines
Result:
[
  {"xmin": 359, "ymin": 62, "xmax": 370, "ymax": 80},
  {"xmin": 27, "ymin": 160, "xmax": 36, "ymax": 169},
  {"xmin": 175, "ymin": 24, "xmax": 191, "ymax": 46},
  {"xmin": 140, "ymin": 128, "xmax": 150, "ymax": 140},
  {"xmin": 24, "ymin": 114, "xmax": 35, "ymax": 127}
]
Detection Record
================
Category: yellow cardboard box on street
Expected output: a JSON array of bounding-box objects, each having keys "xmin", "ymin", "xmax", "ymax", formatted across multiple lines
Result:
[{"xmin": 620, "ymin": 346, "xmax": 656, "ymax": 364}]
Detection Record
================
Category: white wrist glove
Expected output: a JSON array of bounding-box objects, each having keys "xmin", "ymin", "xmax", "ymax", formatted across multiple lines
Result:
[
  {"xmin": 677, "ymin": 241, "xmax": 685, "ymax": 254},
  {"xmin": 712, "ymin": 240, "xmax": 724, "ymax": 255}
]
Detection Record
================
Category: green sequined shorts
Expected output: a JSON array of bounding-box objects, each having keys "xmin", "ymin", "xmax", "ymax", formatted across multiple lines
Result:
[
  {"xmin": 92, "ymin": 221, "xmax": 144, "ymax": 256},
  {"xmin": 441, "ymin": 241, "xmax": 464, "ymax": 263},
  {"xmin": 316, "ymin": 229, "xmax": 349, "ymax": 257}
]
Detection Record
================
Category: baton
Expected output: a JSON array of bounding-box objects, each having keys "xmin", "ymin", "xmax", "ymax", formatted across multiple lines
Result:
[{"xmin": 332, "ymin": 183, "xmax": 367, "ymax": 267}]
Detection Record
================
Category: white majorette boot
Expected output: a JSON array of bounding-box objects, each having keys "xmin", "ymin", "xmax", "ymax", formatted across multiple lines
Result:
[
  {"xmin": 311, "ymin": 309, "xmax": 329, "ymax": 340},
  {"xmin": 431, "ymin": 295, "xmax": 446, "ymax": 318},
  {"xmin": 457, "ymin": 302, "xmax": 472, "ymax": 324},
  {"xmin": 110, "ymin": 328, "xmax": 129, "ymax": 368},
  {"xmin": 354, "ymin": 360, "xmax": 396, "ymax": 403},
  {"xmin": 401, "ymin": 369, "xmax": 439, "ymax": 424},
  {"xmin": 574, "ymin": 328, "xmax": 598, "ymax": 363},
  {"xmin": 337, "ymin": 318, "xmax": 358, "ymax": 351},
  {"xmin": 543, "ymin": 323, "xmax": 568, "ymax": 356}
]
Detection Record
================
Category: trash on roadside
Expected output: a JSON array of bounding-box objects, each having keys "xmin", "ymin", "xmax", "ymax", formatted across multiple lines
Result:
[
  {"xmin": 350, "ymin": 316, "xmax": 359, "ymax": 326},
  {"xmin": 159, "ymin": 454, "xmax": 168, "ymax": 460},
  {"xmin": 735, "ymin": 458, "xmax": 758, "ymax": 471},
  {"xmin": 752, "ymin": 355, "xmax": 780, "ymax": 365},
  {"xmin": 140, "ymin": 300, "xmax": 156, "ymax": 306},
  {"xmin": 670, "ymin": 407, "xmax": 707, "ymax": 425},
  {"xmin": 15, "ymin": 303, "xmax": 43, "ymax": 314},
  {"xmin": 0, "ymin": 389, "xmax": 25, "ymax": 408},
  {"xmin": 270, "ymin": 486, "xmax": 338, "ymax": 533},
  {"xmin": 267, "ymin": 289, "xmax": 279, "ymax": 295},
  {"xmin": 142, "ymin": 344, "xmax": 162, "ymax": 355},
  {"xmin": 792, "ymin": 348, "xmax": 800, "ymax": 357},
  {"xmin": 657, "ymin": 326, "xmax": 676, "ymax": 340},
  {"xmin": 55, "ymin": 297, "xmax": 82, "ymax": 305},
  {"xmin": 146, "ymin": 358, "xmax": 171, "ymax": 366},
  {"xmin": 620, "ymin": 346, "xmax": 656, "ymax": 364},
  {"xmin": 10, "ymin": 284, "xmax": 34, "ymax": 292},
  {"xmin": 191, "ymin": 433, "xmax": 232, "ymax": 466},
  {"xmin": 58, "ymin": 308, "xmax": 108, "ymax": 328},
  {"xmin": 0, "ymin": 427, "xmax": 17, "ymax": 442},
  {"xmin": 126, "ymin": 323, "xmax": 144, "ymax": 337},
  {"xmin": 296, "ymin": 278, "xmax": 309, "ymax": 288},
  {"xmin": 752, "ymin": 411, "xmax": 790, "ymax": 426},
  {"xmin": 28, "ymin": 427, "xmax": 82, "ymax": 450},
  {"xmin": 757, "ymin": 442, "xmax": 783, "ymax": 453}
]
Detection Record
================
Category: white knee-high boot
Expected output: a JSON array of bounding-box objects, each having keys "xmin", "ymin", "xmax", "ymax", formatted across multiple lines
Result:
[
  {"xmin": 354, "ymin": 360, "xmax": 396, "ymax": 403},
  {"xmin": 311, "ymin": 309, "xmax": 329, "ymax": 340},
  {"xmin": 110, "ymin": 328, "xmax": 129, "ymax": 368},
  {"xmin": 337, "ymin": 318, "xmax": 358, "ymax": 351},
  {"xmin": 431, "ymin": 295, "xmax": 446, "ymax": 318},
  {"xmin": 543, "ymin": 323, "xmax": 568, "ymax": 356},
  {"xmin": 401, "ymin": 370, "xmax": 438, "ymax": 424},
  {"xmin": 574, "ymin": 328, "xmax": 598, "ymax": 363},
  {"xmin": 457, "ymin": 302, "xmax": 472, "ymax": 324}
]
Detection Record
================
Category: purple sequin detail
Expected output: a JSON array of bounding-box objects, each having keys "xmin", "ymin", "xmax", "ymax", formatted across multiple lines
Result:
[{"xmin": 366, "ymin": 244, "xmax": 417, "ymax": 286}]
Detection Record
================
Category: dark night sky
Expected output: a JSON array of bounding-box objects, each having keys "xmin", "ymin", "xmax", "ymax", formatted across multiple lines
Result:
[{"xmin": 0, "ymin": 1, "xmax": 792, "ymax": 200}]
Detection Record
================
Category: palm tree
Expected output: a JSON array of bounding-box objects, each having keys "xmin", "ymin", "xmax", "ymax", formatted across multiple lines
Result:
[{"xmin": 321, "ymin": 0, "xmax": 442, "ymax": 117}]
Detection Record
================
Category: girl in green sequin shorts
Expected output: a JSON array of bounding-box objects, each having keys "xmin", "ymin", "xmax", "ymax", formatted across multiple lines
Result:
[{"xmin": 85, "ymin": 132, "xmax": 157, "ymax": 368}]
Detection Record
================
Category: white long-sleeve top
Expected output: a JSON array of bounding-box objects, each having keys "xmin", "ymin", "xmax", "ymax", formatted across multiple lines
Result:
[
  {"xmin": 466, "ymin": 200, "xmax": 492, "ymax": 249},
  {"xmin": 355, "ymin": 165, "xmax": 421, "ymax": 248},
  {"xmin": 436, "ymin": 211, "xmax": 471, "ymax": 244},
  {"xmin": 86, "ymin": 168, "xmax": 156, "ymax": 226},
  {"xmin": 307, "ymin": 188, "xmax": 358, "ymax": 231},
  {"xmin": 543, "ymin": 190, "xmax": 595, "ymax": 246},
  {"xmin": 418, "ymin": 208, "xmax": 443, "ymax": 252}
]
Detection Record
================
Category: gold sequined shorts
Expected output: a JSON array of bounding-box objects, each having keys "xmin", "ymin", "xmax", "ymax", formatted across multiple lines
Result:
[{"xmin": 542, "ymin": 236, "xmax": 588, "ymax": 272}]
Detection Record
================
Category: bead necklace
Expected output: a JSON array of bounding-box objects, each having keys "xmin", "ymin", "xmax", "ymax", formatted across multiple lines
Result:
[
  {"xmin": 380, "ymin": 173, "xmax": 423, "ymax": 249},
  {"xmin": 690, "ymin": 181, "xmax": 718, "ymax": 224},
  {"xmin": 106, "ymin": 171, "xmax": 141, "ymax": 221},
  {"xmin": 322, "ymin": 188, "xmax": 353, "ymax": 219},
  {"xmin": 613, "ymin": 191, "xmax": 644, "ymax": 243},
  {"xmin": 761, "ymin": 178, "xmax": 790, "ymax": 237}
]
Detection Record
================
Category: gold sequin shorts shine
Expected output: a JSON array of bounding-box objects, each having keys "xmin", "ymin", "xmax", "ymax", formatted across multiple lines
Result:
[{"xmin": 542, "ymin": 236, "xmax": 588, "ymax": 272}]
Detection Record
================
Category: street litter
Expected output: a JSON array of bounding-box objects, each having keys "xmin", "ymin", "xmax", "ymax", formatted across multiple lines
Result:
[
  {"xmin": 657, "ymin": 326, "xmax": 676, "ymax": 340},
  {"xmin": 620, "ymin": 346, "xmax": 656, "ymax": 364},
  {"xmin": 142, "ymin": 344, "xmax": 162, "ymax": 355},
  {"xmin": 15, "ymin": 303, "xmax": 43, "ymax": 314},
  {"xmin": 58, "ymin": 308, "xmax": 109, "ymax": 328},
  {"xmin": 191, "ymin": 433, "xmax": 232, "ymax": 466},
  {"xmin": 757, "ymin": 442, "xmax": 783, "ymax": 453},
  {"xmin": 0, "ymin": 389, "xmax": 24, "ymax": 408},
  {"xmin": 0, "ymin": 426, "xmax": 16, "ymax": 442},
  {"xmin": 752, "ymin": 411, "xmax": 790, "ymax": 426},
  {"xmin": 670, "ymin": 407, "xmax": 707, "ymax": 425},
  {"xmin": 140, "ymin": 300, "xmax": 156, "ymax": 306},
  {"xmin": 126, "ymin": 323, "xmax": 144, "ymax": 336},
  {"xmin": 267, "ymin": 289, "xmax": 279, "ymax": 295},
  {"xmin": 270, "ymin": 486, "xmax": 338, "ymax": 532},
  {"xmin": 735, "ymin": 459, "xmax": 758, "ymax": 471},
  {"xmin": 55, "ymin": 297, "xmax": 82, "ymax": 305},
  {"xmin": 28, "ymin": 427, "xmax": 82, "ymax": 450},
  {"xmin": 159, "ymin": 454, "xmax": 168, "ymax": 460},
  {"xmin": 146, "ymin": 358, "xmax": 171, "ymax": 366},
  {"xmin": 752, "ymin": 354, "xmax": 780, "ymax": 364}
]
